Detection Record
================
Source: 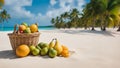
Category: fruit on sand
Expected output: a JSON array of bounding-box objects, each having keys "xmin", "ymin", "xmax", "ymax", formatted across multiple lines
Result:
[
  {"xmin": 36, "ymin": 45, "xmax": 41, "ymax": 50},
  {"xmin": 32, "ymin": 48, "xmax": 40, "ymax": 56},
  {"xmin": 16, "ymin": 44, "xmax": 30, "ymax": 57},
  {"xmin": 29, "ymin": 45, "xmax": 36, "ymax": 51},
  {"xmin": 38, "ymin": 42, "xmax": 44, "ymax": 47},
  {"xmin": 62, "ymin": 45, "xmax": 68, "ymax": 51},
  {"xmin": 48, "ymin": 48, "xmax": 57, "ymax": 58},
  {"xmin": 19, "ymin": 25, "xmax": 26, "ymax": 31},
  {"xmin": 61, "ymin": 50, "xmax": 69, "ymax": 57},
  {"xmin": 38, "ymin": 42, "xmax": 48, "ymax": 49},
  {"xmin": 61, "ymin": 45, "xmax": 69, "ymax": 57},
  {"xmin": 49, "ymin": 39, "xmax": 55, "ymax": 48},
  {"xmin": 40, "ymin": 47, "xmax": 48, "ymax": 56},
  {"xmin": 30, "ymin": 24, "xmax": 38, "ymax": 33},
  {"xmin": 54, "ymin": 39, "xmax": 63, "ymax": 55}
]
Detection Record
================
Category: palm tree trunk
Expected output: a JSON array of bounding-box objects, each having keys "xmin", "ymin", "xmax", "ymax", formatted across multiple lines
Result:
[
  {"xmin": 102, "ymin": 26, "xmax": 106, "ymax": 31},
  {"xmin": 91, "ymin": 19, "xmax": 95, "ymax": 31},
  {"xmin": 91, "ymin": 26, "xmax": 95, "ymax": 31},
  {"xmin": 117, "ymin": 25, "xmax": 120, "ymax": 31}
]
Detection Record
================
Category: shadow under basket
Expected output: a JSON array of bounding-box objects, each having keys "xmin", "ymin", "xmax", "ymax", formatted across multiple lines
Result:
[{"xmin": 8, "ymin": 32, "xmax": 40, "ymax": 51}]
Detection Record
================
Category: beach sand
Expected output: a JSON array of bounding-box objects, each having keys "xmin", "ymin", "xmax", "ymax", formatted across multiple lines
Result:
[{"xmin": 0, "ymin": 28, "xmax": 120, "ymax": 68}]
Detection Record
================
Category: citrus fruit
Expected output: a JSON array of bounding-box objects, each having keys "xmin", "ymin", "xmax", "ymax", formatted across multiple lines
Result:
[
  {"xmin": 40, "ymin": 47, "xmax": 48, "ymax": 56},
  {"xmin": 19, "ymin": 25, "xmax": 26, "ymax": 31},
  {"xmin": 16, "ymin": 44, "xmax": 30, "ymax": 57},
  {"xmin": 30, "ymin": 24, "xmax": 38, "ymax": 33},
  {"xmin": 61, "ymin": 49, "xmax": 69, "ymax": 57},
  {"xmin": 29, "ymin": 45, "xmax": 36, "ymax": 51},
  {"xmin": 48, "ymin": 48, "xmax": 57, "ymax": 58},
  {"xmin": 32, "ymin": 48, "xmax": 40, "ymax": 56},
  {"xmin": 62, "ymin": 45, "xmax": 68, "ymax": 51}
]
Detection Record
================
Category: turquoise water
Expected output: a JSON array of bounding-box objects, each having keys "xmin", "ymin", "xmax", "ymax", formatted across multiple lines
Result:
[{"xmin": 0, "ymin": 26, "xmax": 56, "ymax": 31}]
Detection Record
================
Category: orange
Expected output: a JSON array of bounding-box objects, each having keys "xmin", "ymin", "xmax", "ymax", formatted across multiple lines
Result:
[
  {"xmin": 62, "ymin": 45, "xmax": 68, "ymax": 51},
  {"xmin": 16, "ymin": 44, "xmax": 30, "ymax": 57},
  {"xmin": 61, "ymin": 49, "xmax": 69, "ymax": 57},
  {"xmin": 30, "ymin": 24, "xmax": 38, "ymax": 33},
  {"xmin": 19, "ymin": 25, "xmax": 26, "ymax": 31}
]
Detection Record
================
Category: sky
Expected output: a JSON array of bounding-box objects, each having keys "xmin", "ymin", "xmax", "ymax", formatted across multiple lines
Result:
[{"xmin": 1, "ymin": 0, "xmax": 90, "ymax": 27}]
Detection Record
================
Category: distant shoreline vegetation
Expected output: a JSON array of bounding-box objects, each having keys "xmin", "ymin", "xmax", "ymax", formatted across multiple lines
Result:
[{"xmin": 51, "ymin": 0, "xmax": 120, "ymax": 31}]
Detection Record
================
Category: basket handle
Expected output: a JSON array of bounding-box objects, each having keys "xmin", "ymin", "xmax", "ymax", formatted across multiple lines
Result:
[{"xmin": 13, "ymin": 24, "xmax": 19, "ymax": 34}]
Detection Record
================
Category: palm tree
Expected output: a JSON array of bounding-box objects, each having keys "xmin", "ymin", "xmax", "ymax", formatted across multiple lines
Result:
[
  {"xmin": 70, "ymin": 8, "xmax": 80, "ymax": 28},
  {"xmin": 83, "ymin": 0, "xmax": 120, "ymax": 31},
  {"xmin": 0, "ymin": 9, "xmax": 11, "ymax": 30},
  {"xmin": 51, "ymin": 18, "xmax": 55, "ymax": 24},
  {"xmin": 98, "ymin": 0, "xmax": 120, "ymax": 31},
  {"xmin": 82, "ymin": 0, "xmax": 98, "ymax": 30}
]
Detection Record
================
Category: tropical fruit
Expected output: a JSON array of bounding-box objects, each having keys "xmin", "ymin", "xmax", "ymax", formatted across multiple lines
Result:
[
  {"xmin": 19, "ymin": 25, "xmax": 26, "ymax": 31},
  {"xmin": 38, "ymin": 42, "xmax": 44, "ymax": 47},
  {"xmin": 36, "ymin": 45, "xmax": 41, "ymax": 50},
  {"xmin": 61, "ymin": 45, "xmax": 69, "ymax": 57},
  {"xmin": 62, "ymin": 45, "xmax": 68, "ymax": 51},
  {"xmin": 32, "ymin": 48, "xmax": 40, "ymax": 56},
  {"xmin": 30, "ymin": 24, "xmax": 38, "ymax": 33},
  {"xmin": 29, "ymin": 45, "xmax": 36, "ymax": 51},
  {"xmin": 38, "ymin": 42, "xmax": 48, "ymax": 49},
  {"xmin": 49, "ymin": 39, "xmax": 55, "ymax": 48},
  {"xmin": 16, "ymin": 44, "xmax": 30, "ymax": 57},
  {"xmin": 54, "ymin": 39, "xmax": 63, "ymax": 55},
  {"xmin": 23, "ymin": 27, "xmax": 31, "ymax": 33},
  {"xmin": 21, "ymin": 22, "xmax": 28, "ymax": 27},
  {"xmin": 61, "ymin": 49, "xmax": 69, "ymax": 57},
  {"xmin": 48, "ymin": 48, "xmax": 57, "ymax": 58},
  {"xmin": 40, "ymin": 47, "xmax": 48, "ymax": 56}
]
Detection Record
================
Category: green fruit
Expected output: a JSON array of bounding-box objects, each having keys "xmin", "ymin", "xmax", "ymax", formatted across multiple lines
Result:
[
  {"xmin": 49, "ymin": 48, "xmax": 57, "ymax": 58},
  {"xmin": 40, "ymin": 47, "xmax": 48, "ymax": 56},
  {"xmin": 32, "ymin": 48, "xmax": 40, "ymax": 56},
  {"xmin": 21, "ymin": 22, "xmax": 28, "ymax": 27},
  {"xmin": 23, "ymin": 28, "xmax": 31, "ymax": 33},
  {"xmin": 29, "ymin": 45, "xmax": 36, "ymax": 51},
  {"xmin": 38, "ymin": 42, "xmax": 44, "ymax": 48},
  {"xmin": 39, "ymin": 43, "xmax": 48, "ymax": 49},
  {"xmin": 36, "ymin": 45, "xmax": 41, "ymax": 50}
]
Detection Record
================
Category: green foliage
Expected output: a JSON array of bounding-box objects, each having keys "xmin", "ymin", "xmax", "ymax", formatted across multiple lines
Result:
[{"xmin": 51, "ymin": 0, "xmax": 120, "ymax": 31}]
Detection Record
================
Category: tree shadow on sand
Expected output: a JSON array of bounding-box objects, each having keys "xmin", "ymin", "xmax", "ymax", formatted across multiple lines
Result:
[
  {"xmin": 60, "ymin": 29, "xmax": 120, "ymax": 37},
  {"xmin": 0, "ymin": 50, "xmax": 17, "ymax": 59}
]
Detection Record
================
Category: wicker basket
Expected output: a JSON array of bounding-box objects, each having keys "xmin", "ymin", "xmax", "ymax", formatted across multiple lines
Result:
[{"xmin": 8, "ymin": 24, "xmax": 40, "ymax": 51}]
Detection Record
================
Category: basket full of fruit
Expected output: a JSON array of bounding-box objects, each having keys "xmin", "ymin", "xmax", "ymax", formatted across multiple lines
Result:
[{"xmin": 8, "ymin": 23, "xmax": 40, "ymax": 51}]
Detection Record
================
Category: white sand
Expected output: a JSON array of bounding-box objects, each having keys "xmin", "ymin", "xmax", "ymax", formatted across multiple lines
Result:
[{"xmin": 0, "ymin": 28, "xmax": 120, "ymax": 68}]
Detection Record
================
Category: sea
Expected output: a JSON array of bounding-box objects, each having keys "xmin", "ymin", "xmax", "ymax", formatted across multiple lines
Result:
[{"xmin": 0, "ymin": 26, "xmax": 56, "ymax": 31}]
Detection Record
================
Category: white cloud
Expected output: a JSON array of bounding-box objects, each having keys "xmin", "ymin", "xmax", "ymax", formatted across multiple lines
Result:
[
  {"xmin": 3, "ymin": 0, "xmax": 87, "ymax": 26},
  {"xmin": 4, "ymin": 0, "xmax": 34, "ymax": 18},
  {"xmin": 47, "ymin": 0, "xmax": 86, "ymax": 18},
  {"xmin": 59, "ymin": 0, "xmax": 73, "ymax": 8},
  {"xmin": 50, "ymin": 0, "xmax": 57, "ymax": 6}
]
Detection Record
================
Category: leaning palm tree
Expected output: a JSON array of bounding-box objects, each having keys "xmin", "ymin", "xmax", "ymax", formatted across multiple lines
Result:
[
  {"xmin": 51, "ymin": 18, "xmax": 55, "ymax": 24},
  {"xmin": 83, "ymin": 0, "xmax": 120, "ymax": 31},
  {"xmin": 0, "ymin": 9, "xmax": 11, "ymax": 30},
  {"xmin": 98, "ymin": 0, "xmax": 120, "ymax": 31}
]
